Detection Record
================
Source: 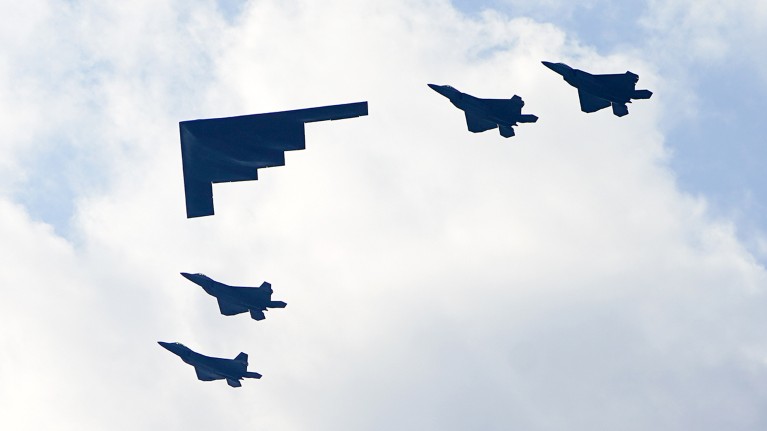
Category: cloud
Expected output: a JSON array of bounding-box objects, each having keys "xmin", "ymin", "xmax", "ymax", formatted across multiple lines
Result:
[{"xmin": 1, "ymin": 0, "xmax": 766, "ymax": 430}]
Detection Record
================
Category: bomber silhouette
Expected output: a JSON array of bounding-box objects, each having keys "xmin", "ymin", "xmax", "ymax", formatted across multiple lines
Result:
[
  {"xmin": 158, "ymin": 342, "xmax": 262, "ymax": 387},
  {"xmin": 428, "ymin": 84, "xmax": 538, "ymax": 138},
  {"xmin": 180, "ymin": 102, "xmax": 368, "ymax": 218},
  {"xmin": 542, "ymin": 61, "xmax": 652, "ymax": 117},
  {"xmin": 181, "ymin": 272, "xmax": 287, "ymax": 321}
]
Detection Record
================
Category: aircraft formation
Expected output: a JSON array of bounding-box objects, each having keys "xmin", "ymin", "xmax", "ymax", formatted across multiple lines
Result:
[{"xmin": 161, "ymin": 61, "xmax": 652, "ymax": 387}]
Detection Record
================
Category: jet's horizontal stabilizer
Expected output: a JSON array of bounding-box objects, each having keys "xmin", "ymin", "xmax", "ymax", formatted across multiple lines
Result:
[
  {"xmin": 632, "ymin": 89, "xmax": 653, "ymax": 99},
  {"xmin": 245, "ymin": 371, "xmax": 263, "ymax": 379},
  {"xmin": 518, "ymin": 114, "xmax": 538, "ymax": 123},
  {"xmin": 269, "ymin": 300, "xmax": 288, "ymax": 308},
  {"xmin": 227, "ymin": 378, "xmax": 242, "ymax": 388}
]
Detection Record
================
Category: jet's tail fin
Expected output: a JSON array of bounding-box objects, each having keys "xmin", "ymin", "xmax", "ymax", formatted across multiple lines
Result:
[
  {"xmin": 226, "ymin": 378, "xmax": 242, "ymax": 387},
  {"xmin": 612, "ymin": 103, "xmax": 629, "ymax": 117},
  {"xmin": 499, "ymin": 125, "xmax": 515, "ymax": 138},
  {"xmin": 234, "ymin": 352, "xmax": 248, "ymax": 364},
  {"xmin": 259, "ymin": 282, "xmax": 273, "ymax": 294},
  {"xmin": 250, "ymin": 309, "xmax": 266, "ymax": 320},
  {"xmin": 244, "ymin": 371, "xmax": 262, "ymax": 379},
  {"xmin": 517, "ymin": 114, "xmax": 538, "ymax": 123},
  {"xmin": 632, "ymin": 89, "xmax": 652, "ymax": 99},
  {"xmin": 268, "ymin": 300, "xmax": 287, "ymax": 309}
]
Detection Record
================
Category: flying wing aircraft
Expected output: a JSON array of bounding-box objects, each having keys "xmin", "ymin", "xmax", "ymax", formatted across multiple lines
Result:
[{"xmin": 180, "ymin": 102, "xmax": 368, "ymax": 218}]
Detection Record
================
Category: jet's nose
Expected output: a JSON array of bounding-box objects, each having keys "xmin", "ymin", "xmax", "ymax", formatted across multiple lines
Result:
[
  {"xmin": 541, "ymin": 61, "xmax": 570, "ymax": 76},
  {"xmin": 427, "ymin": 83, "xmax": 454, "ymax": 99},
  {"xmin": 180, "ymin": 272, "xmax": 194, "ymax": 281},
  {"xmin": 158, "ymin": 341, "xmax": 184, "ymax": 356},
  {"xmin": 427, "ymin": 83, "xmax": 443, "ymax": 94}
]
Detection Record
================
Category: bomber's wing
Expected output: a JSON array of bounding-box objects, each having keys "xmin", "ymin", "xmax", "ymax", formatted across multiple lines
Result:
[
  {"xmin": 578, "ymin": 89, "xmax": 611, "ymax": 113},
  {"xmin": 194, "ymin": 367, "xmax": 221, "ymax": 381},
  {"xmin": 465, "ymin": 113, "xmax": 497, "ymax": 133},
  {"xmin": 180, "ymin": 102, "xmax": 369, "ymax": 218},
  {"xmin": 217, "ymin": 298, "xmax": 249, "ymax": 316},
  {"xmin": 593, "ymin": 72, "xmax": 638, "ymax": 91}
]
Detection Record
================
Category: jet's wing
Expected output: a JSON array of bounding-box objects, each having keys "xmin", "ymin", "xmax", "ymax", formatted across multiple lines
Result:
[
  {"xmin": 578, "ymin": 89, "xmax": 611, "ymax": 113},
  {"xmin": 593, "ymin": 72, "xmax": 638, "ymax": 90},
  {"xmin": 194, "ymin": 367, "xmax": 222, "ymax": 381},
  {"xmin": 464, "ymin": 113, "xmax": 497, "ymax": 133},
  {"xmin": 217, "ymin": 299, "xmax": 249, "ymax": 316}
]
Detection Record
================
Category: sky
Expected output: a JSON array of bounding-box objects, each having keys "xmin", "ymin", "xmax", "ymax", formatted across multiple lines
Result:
[{"xmin": 1, "ymin": 0, "xmax": 767, "ymax": 430}]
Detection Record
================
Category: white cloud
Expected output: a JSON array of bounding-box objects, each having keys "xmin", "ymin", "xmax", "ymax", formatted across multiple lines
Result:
[{"xmin": 0, "ymin": 0, "xmax": 766, "ymax": 429}]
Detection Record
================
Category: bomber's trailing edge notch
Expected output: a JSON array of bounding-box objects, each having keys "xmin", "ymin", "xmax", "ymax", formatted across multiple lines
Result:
[
  {"xmin": 542, "ymin": 61, "xmax": 652, "ymax": 117},
  {"xmin": 158, "ymin": 342, "xmax": 262, "ymax": 387},
  {"xmin": 181, "ymin": 272, "xmax": 286, "ymax": 321},
  {"xmin": 180, "ymin": 101, "xmax": 368, "ymax": 218},
  {"xmin": 428, "ymin": 84, "xmax": 538, "ymax": 138}
]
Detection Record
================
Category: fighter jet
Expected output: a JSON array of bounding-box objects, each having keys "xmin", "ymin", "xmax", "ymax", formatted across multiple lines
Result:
[
  {"xmin": 541, "ymin": 61, "xmax": 652, "ymax": 117},
  {"xmin": 158, "ymin": 342, "xmax": 262, "ymax": 387},
  {"xmin": 427, "ymin": 84, "xmax": 538, "ymax": 138},
  {"xmin": 181, "ymin": 272, "xmax": 287, "ymax": 321}
]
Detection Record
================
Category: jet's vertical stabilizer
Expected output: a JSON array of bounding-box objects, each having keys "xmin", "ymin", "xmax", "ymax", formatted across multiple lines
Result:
[
  {"xmin": 612, "ymin": 103, "xmax": 629, "ymax": 117},
  {"xmin": 499, "ymin": 125, "xmax": 515, "ymax": 137}
]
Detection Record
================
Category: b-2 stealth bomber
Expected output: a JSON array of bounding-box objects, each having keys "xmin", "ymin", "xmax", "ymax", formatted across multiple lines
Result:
[
  {"xmin": 428, "ymin": 84, "xmax": 538, "ymax": 138},
  {"xmin": 181, "ymin": 272, "xmax": 287, "ymax": 321},
  {"xmin": 180, "ymin": 102, "xmax": 368, "ymax": 218},
  {"xmin": 541, "ymin": 61, "xmax": 652, "ymax": 117},
  {"xmin": 158, "ymin": 342, "xmax": 262, "ymax": 387}
]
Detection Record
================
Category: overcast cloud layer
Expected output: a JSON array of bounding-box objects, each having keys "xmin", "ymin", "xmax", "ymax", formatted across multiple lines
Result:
[{"xmin": 1, "ymin": 1, "xmax": 767, "ymax": 430}]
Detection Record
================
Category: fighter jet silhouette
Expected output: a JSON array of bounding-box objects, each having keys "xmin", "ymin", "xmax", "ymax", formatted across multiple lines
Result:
[
  {"xmin": 158, "ymin": 342, "xmax": 262, "ymax": 387},
  {"xmin": 181, "ymin": 272, "xmax": 286, "ymax": 321},
  {"xmin": 428, "ymin": 84, "xmax": 538, "ymax": 138},
  {"xmin": 542, "ymin": 61, "xmax": 652, "ymax": 117}
]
